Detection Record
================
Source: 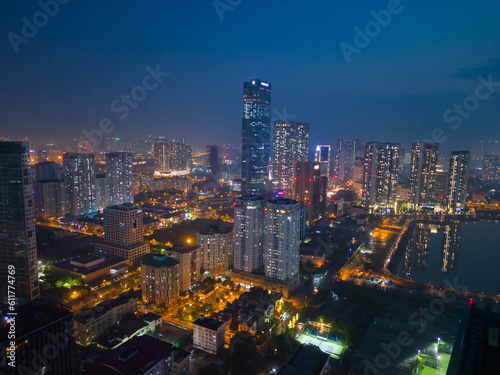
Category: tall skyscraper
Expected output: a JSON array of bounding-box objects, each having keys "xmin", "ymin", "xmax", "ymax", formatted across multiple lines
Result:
[
  {"xmin": 294, "ymin": 161, "xmax": 327, "ymax": 226},
  {"xmin": 34, "ymin": 179, "xmax": 66, "ymax": 219},
  {"xmin": 334, "ymin": 138, "xmax": 347, "ymax": 183},
  {"xmin": 314, "ymin": 145, "xmax": 331, "ymax": 178},
  {"xmin": 447, "ymin": 151, "xmax": 469, "ymax": 213},
  {"xmin": 33, "ymin": 161, "xmax": 65, "ymax": 219},
  {"xmin": 63, "ymin": 152, "xmax": 97, "ymax": 217},
  {"xmin": 482, "ymin": 155, "xmax": 500, "ymax": 181},
  {"xmin": 106, "ymin": 152, "xmax": 133, "ymax": 206},
  {"xmin": 233, "ymin": 195, "xmax": 265, "ymax": 273},
  {"xmin": 242, "ymin": 79, "xmax": 271, "ymax": 195},
  {"xmin": 95, "ymin": 203, "xmax": 150, "ymax": 262},
  {"xmin": 362, "ymin": 142, "xmax": 400, "ymax": 211},
  {"xmin": 333, "ymin": 148, "xmax": 346, "ymax": 183},
  {"xmin": 0, "ymin": 142, "xmax": 39, "ymax": 305},
  {"xmin": 170, "ymin": 141, "xmax": 192, "ymax": 172},
  {"xmin": 263, "ymin": 198, "xmax": 300, "ymax": 281},
  {"xmin": 409, "ymin": 142, "xmax": 439, "ymax": 206},
  {"xmin": 346, "ymin": 139, "xmax": 362, "ymax": 179},
  {"xmin": 95, "ymin": 173, "xmax": 107, "ymax": 210},
  {"xmin": 206, "ymin": 145, "xmax": 220, "ymax": 185},
  {"xmin": 153, "ymin": 137, "xmax": 169, "ymax": 171},
  {"xmin": 272, "ymin": 121, "xmax": 309, "ymax": 196},
  {"xmin": 351, "ymin": 157, "xmax": 364, "ymax": 191}
]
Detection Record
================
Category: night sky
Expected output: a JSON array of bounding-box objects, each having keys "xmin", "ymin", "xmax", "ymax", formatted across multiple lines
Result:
[{"xmin": 1, "ymin": 1, "xmax": 500, "ymax": 155}]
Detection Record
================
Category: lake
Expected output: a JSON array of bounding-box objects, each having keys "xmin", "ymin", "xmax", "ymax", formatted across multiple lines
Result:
[{"xmin": 396, "ymin": 219, "xmax": 500, "ymax": 296}]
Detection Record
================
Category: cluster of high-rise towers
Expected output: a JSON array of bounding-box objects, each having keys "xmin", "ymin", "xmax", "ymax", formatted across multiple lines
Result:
[{"xmin": 241, "ymin": 79, "xmax": 471, "ymax": 214}]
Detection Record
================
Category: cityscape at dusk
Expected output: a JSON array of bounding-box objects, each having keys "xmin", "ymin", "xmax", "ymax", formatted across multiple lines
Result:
[{"xmin": 1, "ymin": 1, "xmax": 500, "ymax": 375}]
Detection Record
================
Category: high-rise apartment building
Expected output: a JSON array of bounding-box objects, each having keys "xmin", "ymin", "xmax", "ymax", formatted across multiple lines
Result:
[
  {"xmin": 333, "ymin": 138, "xmax": 347, "ymax": 183},
  {"xmin": 263, "ymin": 198, "xmax": 300, "ymax": 281},
  {"xmin": 346, "ymin": 139, "xmax": 363, "ymax": 179},
  {"xmin": 482, "ymin": 155, "xmax": 500, "ymax": 181},
  {"xmin": 0, "ymin": 141, "xmax": 39, "ymax": 305},
  {"xmin": 314, "ymin": 145, "xmax": 331, "ymax": 178},
  {"xmin": 272, "ymin": 121, "xmax": 309, "ymax": 196},
  {"xmin": 294, "ymin": 161, "xmax": 327, "ymax": 225},
  {"xmin": 153, "ymin": 137, "xmax": 169, "ymax": 171},
  {"xmin": 165, "ymin": 244, "xmax": 201, "ymax": 292},
  {"xmin": 434, "ymin": 170, "xmax": 449, "ymax": 203},
  {"xmin": 242, "ymin": 79, "xmax": 271, "ymax": 195},
  {"xmin": 409, "ymin": 142, "xmax": 439, "ymax": 206},
  {"xmin": 63, "ymin": 152, "xmax": 97, "ymax": 216},
  {"xmin": 106, "ymin": 152, "xmax": 133, "ymax": 206},
  {"xmin": 233, "ymin": 195, "xmax": 265, "ymax": 273},
  {"xmin": 196, "ymin": 225, "xmax": 233, "ymax": 277},
  {"xmin": 141, "ymin": 254, "xmax": 180, "ymax": 306},
  {"xmin": 34, "ymin": 179, "xmax": 66, "ymax": 219},
  {"xmin": 95, "ymin": 203, "xmax": 150, "ymax": 262},
  {"xmin": 152, "ymin": 138, "xmax": 191, "ymax": 173},
  {"xmin": 362, "ymin": 142, "xmax": 400, "ymax": 211},
  {"xmin": 95, "ymin": 173, "xmax": 107, "ymax": 210},
  {"xmin": 351, "ymin": 157, "xmax": 364, "ymax": 191},
  {"xmin": 447, "ymin": 151, "xmax": 469, "ymax": 213}
]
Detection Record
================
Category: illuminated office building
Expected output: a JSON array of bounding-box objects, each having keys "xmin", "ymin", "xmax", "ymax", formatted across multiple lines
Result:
[
  {"xmin": 314, "ymin": 145, "xmax": 331, "ymax": 178},
  {"xmin": 242, "ymin": 79, "xmax": 271, "ymax": 195}
]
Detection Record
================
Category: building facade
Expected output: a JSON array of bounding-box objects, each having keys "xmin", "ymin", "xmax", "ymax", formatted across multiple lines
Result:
[
  {"xmin": 447, "ymin": 151, "xmax": 469, "ymax": 213},
  {"xmin": 106, "ymin": 152, "xmax": 133, "ymax": 206},
  {"xmin": 0, "ymin": 142, "xmax": 39, "ymax": 306},
  {"xmin": 482, "ymin": 155, "xmax": 500, "ymax": 181},
  {"xmin": 95, "ymin": 203, "xmax": 150, "ymax": 262},
  {"xmin": 141, "ymin": 255, "xmax": 180, "ymax": 306},
  {"xmin": 272, "ymin": 121, "xmax": 309, "ymax": 196},
  {"xmin": 362, "ymin": 142, "xmax": 400, "ymax": 211},
  {"xmin": 74, "ymin": 292, "xmax": 138, "ymax": 346},
  {"xmin": 409, "ymin": 142, "xmax": 439, "ymax": 206},
  {"xmin": 242, "ymin": 79, "xmax": 271, "ymax": 195},
  {"xmin": 196, "ymin": 225, "xmax": 234, "ymax": 277},
  {"xmin": 233, "ymin": 195, "xmax": 265, "ymax": 273},
  {"xmin": 263, "ymin": 198, "xmax": 300, "ymax": 281},
  {"xmin": 294, "ymin": 161, "xmax": 327, "ymax": 226},
  {"xmin": 193, "ymin": 315, "xmax": 226, "ymax": 355},
  {"xmin": 165, "ymin": 244, "xmax": 201, "ymax": 292},
  {"xmin": 314, "ymin": 145, "xmax": 331, "ymax": 178},
  {"xmin": 63, "ymin": 152, "xmax": 97, "ymax": 216}
]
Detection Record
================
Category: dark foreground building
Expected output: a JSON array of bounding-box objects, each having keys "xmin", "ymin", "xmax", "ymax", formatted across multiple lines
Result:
[
  {"xmin": 0, "ymin": 299, "xmax": 76, "ymax": 374},
  {"xmin": 447, "ymin": 301, "xmax": 500, "ymax": 374}
]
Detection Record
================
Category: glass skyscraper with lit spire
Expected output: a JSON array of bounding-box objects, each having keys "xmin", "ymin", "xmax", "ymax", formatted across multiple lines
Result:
[{"xmin": 242, "ymin": 79, "xmax": 271, "ymax": 195}]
